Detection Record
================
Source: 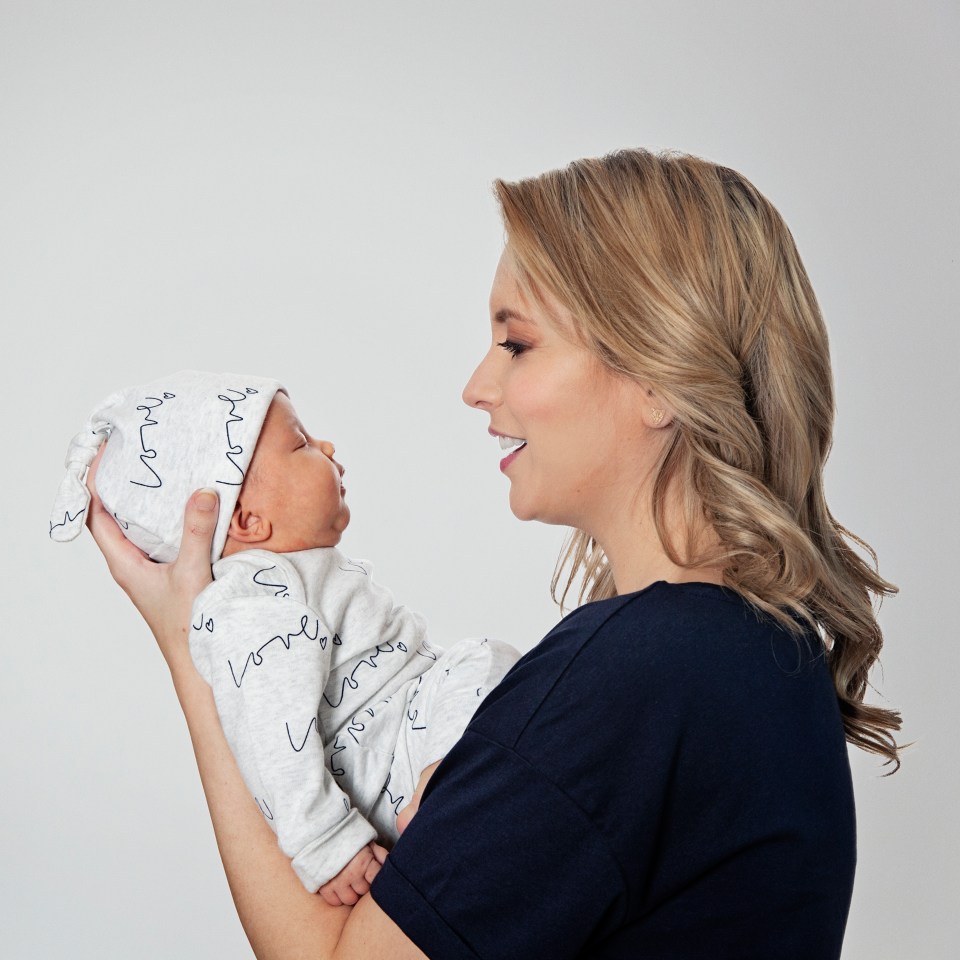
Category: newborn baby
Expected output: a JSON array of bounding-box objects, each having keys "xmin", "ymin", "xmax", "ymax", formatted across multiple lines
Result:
[{"xmin": 51, "ymin": 370, "xmax": 519, "ymax": 905}]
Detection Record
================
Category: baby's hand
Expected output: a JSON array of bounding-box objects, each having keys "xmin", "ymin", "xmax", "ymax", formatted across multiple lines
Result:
[{"xmin": 318, "ymin": 842, "xmax": 388, "ymax": 907}]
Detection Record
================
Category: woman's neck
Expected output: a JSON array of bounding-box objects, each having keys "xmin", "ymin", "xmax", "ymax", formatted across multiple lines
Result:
[{"xmin": 592, "ymin": 487, "xmax": 725, "ymax": 596}]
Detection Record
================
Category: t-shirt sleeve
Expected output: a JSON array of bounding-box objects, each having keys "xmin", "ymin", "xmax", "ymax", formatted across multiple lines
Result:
[{"xmin": 370, "ymin": 727, "xmax": 627, "ymax": 960}]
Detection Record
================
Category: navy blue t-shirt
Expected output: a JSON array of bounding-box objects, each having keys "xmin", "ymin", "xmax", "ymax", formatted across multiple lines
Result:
[{"xmin": 371, "ymin": 582, "xmax": 856, "ymax": 959}]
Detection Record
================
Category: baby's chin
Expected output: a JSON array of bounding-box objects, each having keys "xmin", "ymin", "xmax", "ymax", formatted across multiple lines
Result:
[{"xmin": 288, "ymin": 510, "xmax": 351, "ymax": 551}]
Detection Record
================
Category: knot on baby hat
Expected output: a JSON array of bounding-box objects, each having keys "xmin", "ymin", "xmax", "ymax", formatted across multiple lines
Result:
[{"xmin": 50, "ymin": 370, "xmax": 283, "ymax": 562}]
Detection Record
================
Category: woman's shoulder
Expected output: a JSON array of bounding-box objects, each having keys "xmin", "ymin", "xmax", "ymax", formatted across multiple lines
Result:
[
  {"xmin": 469, "ymin": 580, "xmax": 831, "ymax": 751},
  {"xmin": 534, "ymin": 580, "xmax": 799, "ymax": 680},
  {"xmin": 564, "ymin": 580, "xmax": 824, "ymax": 677}
]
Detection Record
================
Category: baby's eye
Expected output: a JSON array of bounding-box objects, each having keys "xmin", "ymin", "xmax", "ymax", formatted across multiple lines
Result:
[{"xmin": 497, "ymin": 339, "xmax": 528, "ymax": 358}]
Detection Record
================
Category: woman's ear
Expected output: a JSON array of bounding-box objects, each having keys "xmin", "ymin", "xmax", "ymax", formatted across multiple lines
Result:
[
  {"xmin": 642, "ymin": 386, "xmax": 675, "ymax": 429},
  {"xmin": 227, "ymin": 503, "xmax": 272, "ymax": 545}
]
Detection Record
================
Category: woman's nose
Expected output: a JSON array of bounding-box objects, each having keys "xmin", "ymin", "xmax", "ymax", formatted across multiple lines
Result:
[{"xmin": 462, "ymin": 351, "xmax": 500, "ymax": 409}]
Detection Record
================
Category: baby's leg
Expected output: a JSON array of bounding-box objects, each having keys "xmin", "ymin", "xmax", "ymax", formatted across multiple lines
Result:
[
  {"xmin": 418, "ymin": 637, "xmax": 521, "ymax": 768},
  {"xmin": 394, "ymin": 638, "xmax": 520, "ymax": 831}
]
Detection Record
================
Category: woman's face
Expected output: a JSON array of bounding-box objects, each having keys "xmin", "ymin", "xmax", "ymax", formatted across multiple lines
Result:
[{"xmin": 462, "ymin": 250, "xmax": 658, "ymax": 537}]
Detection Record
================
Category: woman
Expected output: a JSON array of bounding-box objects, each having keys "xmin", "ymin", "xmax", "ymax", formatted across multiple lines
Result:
[{"xmin": 87, "ymin": 148, "xmax": 900, "ymax": 959}]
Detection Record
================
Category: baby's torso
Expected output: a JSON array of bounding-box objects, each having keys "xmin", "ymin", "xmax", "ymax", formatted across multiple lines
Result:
[
  {"xmin": 195, "ymin": 546, "xmax": 441, "ymax": 747},
  {"xmin": 191, "ymin": 546, "xmax": 443, "ymax": 838}
]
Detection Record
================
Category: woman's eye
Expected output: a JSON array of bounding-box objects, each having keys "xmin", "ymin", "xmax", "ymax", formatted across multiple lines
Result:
[{"xmin": 497, "ymin": 339, "xmax": 528, "ymax": 358}]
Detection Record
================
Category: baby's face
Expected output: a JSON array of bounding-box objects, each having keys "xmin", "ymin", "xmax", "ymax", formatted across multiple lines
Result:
[{"xmin": 232, "ymin": 391, "xmax": 350, "ymax": 553}]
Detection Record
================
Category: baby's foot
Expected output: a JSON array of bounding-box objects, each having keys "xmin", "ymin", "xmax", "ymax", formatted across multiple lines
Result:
[{"xmin": 396, "ymin": 760, "xmax": 442, "ymax": 835}]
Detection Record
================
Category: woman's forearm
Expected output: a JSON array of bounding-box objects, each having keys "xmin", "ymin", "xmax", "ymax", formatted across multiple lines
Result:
[
  {"xmin": 168, "ymin": 651, "xmax": 350, "ymax": 960},
  {"xmin": 167, "ymin": 647, "xmax": 352, "ymax": 959}
]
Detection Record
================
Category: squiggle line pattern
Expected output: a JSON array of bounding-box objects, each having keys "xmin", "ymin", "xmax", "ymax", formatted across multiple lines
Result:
[
  {"xmin": 322, "ymin": 641, "xmax": 406, "ymax": 709},
  {"xmin": 216, "ymin": 387, "xmax": 259, "ymax": 486},
  {"xmin": 328, "ymin": 702, "xmax": 385, "ymax": 774},
  {"xmin": 253, "ymin": 565, "xmax": 289, "ymax": 598},
  {"xmin": 191, "ymin": 611, "xmax": 215, "ymax": 632},
  {"xmin": 416, "ymin": 640, "xmax": 439, "ymax": 662},
  {"xmin": 286, "ymin": 716, "xmax": 321, "ymax": 752},
  {"xmin": 222, "ymin": 615, "xmax": 324, "ymax": 688},
  {"xmin": 49, "ymin": 507, "xmax": 85, "ymax": 537},
  {"xmin": 329, "ymin": 736, "xmax": 347, "ymax": 776},
  {"xmin": 343, "ymin": 706, "xmax": 376, "ymax": 745},
  {"xmin": 380, "ymin": 771, "xmax": 407, "ymax": 818},
  {"xmin": 406, "ymin": 677, "xmax": 426, "ymax": 731},
  {"xmin": 256, "ymin": 797, "xmax": 274, "ymax": 821},
  {"xmin": 129, "ymin": 392, "xmax": 175, "ymax": 488}
]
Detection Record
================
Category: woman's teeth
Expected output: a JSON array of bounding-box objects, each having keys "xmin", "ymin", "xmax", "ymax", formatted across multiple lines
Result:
[{"xmin": 498, "ymin": 435, "xmax": 527, "ymax": 450}]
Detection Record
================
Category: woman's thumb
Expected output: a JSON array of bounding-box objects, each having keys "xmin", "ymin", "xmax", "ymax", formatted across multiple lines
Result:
[{"xmin": 179, "ymin": 487, "xmax": 220, "ymax": 571}]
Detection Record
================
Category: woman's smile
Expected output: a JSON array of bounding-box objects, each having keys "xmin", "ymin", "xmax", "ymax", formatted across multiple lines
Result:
[{"xmin": 491, "ymin": 429, "xmax": 528, "ymax": 471}]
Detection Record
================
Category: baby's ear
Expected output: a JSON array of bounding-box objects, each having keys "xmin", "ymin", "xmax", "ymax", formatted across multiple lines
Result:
[{"xmin": 227, "ymin": 504, "xmax": 272, "ymax": 545}]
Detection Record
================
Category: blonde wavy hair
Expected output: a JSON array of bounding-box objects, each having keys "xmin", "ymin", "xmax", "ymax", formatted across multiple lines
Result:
[{"xmin": 495, "ymin": 148, "xmax": 901, "ymax": 769}]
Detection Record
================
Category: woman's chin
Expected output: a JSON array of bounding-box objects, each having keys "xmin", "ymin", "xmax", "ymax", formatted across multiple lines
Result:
[{"xmin": 508, "ymin": 488, "xmax": 547, "ymax": 524}]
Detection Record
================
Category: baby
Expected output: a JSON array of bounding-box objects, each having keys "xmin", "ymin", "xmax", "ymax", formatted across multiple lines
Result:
[{"xmin": 50, "ymin": 370, "xmax": 519, "ymax": 904}]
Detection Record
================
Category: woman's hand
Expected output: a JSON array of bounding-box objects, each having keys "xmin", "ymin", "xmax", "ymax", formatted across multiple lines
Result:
[{"xmin": 85, "ymin": 444, "xmax": 218, "ymax": 670}]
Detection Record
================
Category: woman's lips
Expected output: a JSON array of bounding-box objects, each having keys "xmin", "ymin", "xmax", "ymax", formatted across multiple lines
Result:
[{"xmin": 499, "ymin": 443, "xmax": 527, "ymax": 472}]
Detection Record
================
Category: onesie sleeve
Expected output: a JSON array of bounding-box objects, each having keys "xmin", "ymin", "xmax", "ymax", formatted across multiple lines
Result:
[
  {"xmin": 189, "ymin": 591, "xmax": 376, "ymax": 891},
  {"xmin": 370, "ymin": 728, "xmax": 626, "ymax": 960}
]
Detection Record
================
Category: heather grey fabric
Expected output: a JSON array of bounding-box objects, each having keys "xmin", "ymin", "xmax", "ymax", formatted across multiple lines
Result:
[{"xmin": 50, "ymin": 370, "xmax": 282, "ymax": 561}]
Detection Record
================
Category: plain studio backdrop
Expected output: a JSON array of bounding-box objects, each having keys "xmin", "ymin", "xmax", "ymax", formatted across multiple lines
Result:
[{"xmin": 2, "ymin": 1, "xmax": 956, "ymax": 957}]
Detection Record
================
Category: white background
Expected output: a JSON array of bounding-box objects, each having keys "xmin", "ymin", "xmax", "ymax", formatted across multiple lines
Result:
[{"xmin": 2, "ymin": 1, "xmax": 957, "ymax": 957}]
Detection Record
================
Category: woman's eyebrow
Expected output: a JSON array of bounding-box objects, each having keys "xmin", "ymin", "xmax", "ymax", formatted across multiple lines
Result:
[{"xmin": 494, "ymin": 307, "xmax": 536, "ymax": 326}]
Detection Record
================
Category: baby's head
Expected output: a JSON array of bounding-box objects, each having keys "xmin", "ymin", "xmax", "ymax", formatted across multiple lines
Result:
[
  {"xmin": 50, "ymin": 371, "xmax": 349, "ymax": 562},
  {"xmin": 222, "ymin": 390, "xmax": 349, "ymax": 556}
]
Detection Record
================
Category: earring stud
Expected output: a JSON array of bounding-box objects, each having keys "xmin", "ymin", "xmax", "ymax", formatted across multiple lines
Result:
[{"xmin": 651, "ymin": 408, "xmax": 665, "ymax": 425}]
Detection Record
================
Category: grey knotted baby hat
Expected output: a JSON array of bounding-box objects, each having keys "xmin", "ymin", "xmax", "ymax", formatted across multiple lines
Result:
[{"xmin": 50, "ymin": 370, "xmax": 283, "ymax": 562}]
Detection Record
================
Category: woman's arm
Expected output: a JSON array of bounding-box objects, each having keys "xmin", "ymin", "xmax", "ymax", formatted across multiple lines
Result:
[{"xmin": 85, "ymin": 461, "xmax": 427, "ymax": 960}]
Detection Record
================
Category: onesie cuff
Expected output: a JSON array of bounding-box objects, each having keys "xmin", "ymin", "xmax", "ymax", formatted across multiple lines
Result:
[{"xmin": 290, "ymin": 807, "xmax": 378, "ymax": 892}]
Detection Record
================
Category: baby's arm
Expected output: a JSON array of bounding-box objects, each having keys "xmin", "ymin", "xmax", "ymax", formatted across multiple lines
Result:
[{"xmin": 189, "ymin": 588, "xmax": 378, "ymax": 891}]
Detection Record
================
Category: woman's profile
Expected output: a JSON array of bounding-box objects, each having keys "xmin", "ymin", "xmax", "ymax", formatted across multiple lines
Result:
[{"xmin": 84, "ymin": 147, "xmax": 900, "ymax": 959}]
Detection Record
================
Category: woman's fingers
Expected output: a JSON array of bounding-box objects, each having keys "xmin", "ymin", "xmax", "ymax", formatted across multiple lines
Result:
[
  {"xmin": 81, "ymin": 443, "xmax": 216, "ymax": 671},
  {"xmin": 85, "ymin": 442, "xmax": 150, "ymax": 588},
  {"xmin": 364, "ymin": 854, "xmax": 384, "ymax": 885},
  {"xmin": 173, "ymin": 488, "xmax": 219, "ymax": 586}
]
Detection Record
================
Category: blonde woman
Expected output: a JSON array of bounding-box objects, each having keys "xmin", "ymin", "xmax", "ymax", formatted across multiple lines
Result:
[{"xmin": 86, "ymin": 149, "xmax": 899, "ymax": 959}]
